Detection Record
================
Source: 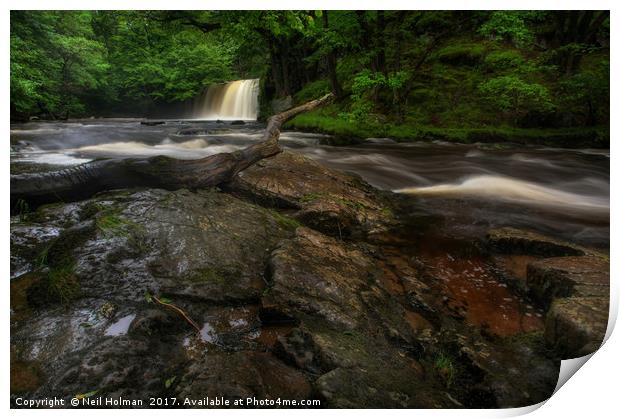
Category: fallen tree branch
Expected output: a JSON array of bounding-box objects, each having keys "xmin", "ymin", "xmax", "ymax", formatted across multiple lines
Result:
[
  {"xmin": 11, "ymin": 93, "xmax": 334, "ymax": 209},
  {"xmin": 152, "ymin": 295, "xmax": 202, "ymax": 334}
]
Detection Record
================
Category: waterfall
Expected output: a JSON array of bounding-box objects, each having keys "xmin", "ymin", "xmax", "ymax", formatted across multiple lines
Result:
[{"xmin": 192, "ymin": 79, "xmax": 259, "ymax": 120}]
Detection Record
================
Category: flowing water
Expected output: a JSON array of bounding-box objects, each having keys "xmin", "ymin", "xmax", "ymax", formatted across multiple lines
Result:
[
  {"xmin": 10, "ymin": 119, "xmax": 610, "ymax": 249},
  {"xmin": 191, "ymin": 79, "xmax": 259, "ymax": 120}
]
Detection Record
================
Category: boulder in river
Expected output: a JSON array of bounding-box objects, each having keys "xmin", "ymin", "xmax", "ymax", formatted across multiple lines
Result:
[
  {"xmin": 487, "ymin": 227, "xmax": 588, "ymax": 257},
  {"xmin": 526, "ymin": 256, "xmax": 609, "ymax": 308},
  {"xmin": 545, "ymin": 297, "xmax": 609, "ymax": 358},
  {"xmin": 227, "ymin": 151, "xmax": 397, "ymax": 239}
]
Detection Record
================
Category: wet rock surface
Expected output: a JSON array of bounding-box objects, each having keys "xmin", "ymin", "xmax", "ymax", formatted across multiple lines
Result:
[
  {"xmin": 486, "ymin": 228, "xmax": 609, "ymax": 360},
  {"xmin": 227, "ymin": 151, "xmax": 396, "ymax": 238},
  {"xmin": 487, "ymin": 227, "xmax": 588, "ymax": 257},
  {"xmin": 11, "ymin": 151, "xmax": 606, "ymax": 408},
  {"xmin": 545, "ymin": 297, "xmax": 609, "ymax": 358},
  {"xmin": 527, "ymin": 256, "xmax": 609, "ymax": 307}
]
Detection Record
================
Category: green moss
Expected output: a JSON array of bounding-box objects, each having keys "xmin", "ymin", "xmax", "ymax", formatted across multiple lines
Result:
[
  {"xmin": 294, "ymin": 79, "xmax": 330, "ymax": 105},
  {"xmin": 95, "ymin": 207, "xmax": 149, "ymax": 253},
  {"xmin": 47, "ymin": 262, "xmax": 80, "ymax": 303},
  {"xmin": 28, "ymin": 253, "xmax": 80, "ymax": 306},
  {"xmin": 300, "ymin": 193, "xmax": 324, "ymax": 203},
  {"xmin": 484, "ymin": 50, "xmax": 525, "ymax": 71},
  {"xmin": 435, "ymin": 43, "xmax": 486, "ymax": 65},
  {"xmin": 333, "ymin": 196, "xmax": 366, "ymax": 211},
  {"xmin": 263, "ymin": 208, "xmax": 301, "ymax": 230},
  {"xmin": 79, "ymin": 201, "xmax": 105, "ymax": 220},
  {"xmin": 434, "ymin": 351, "xmax": 457, "ymax": 388},
  {"xmin": 187, "ymin": 267, "xmax": 227, "ymax": 284},
  {"xmin": 286, "ymin": 109, "xmax": 609, "ymax": 148},
  {"xmin": 97, "ymin": 213, "xmax": 126, "ymax": 233},
  {"xmin": 381, "ymin": 207, "xmax": 394, "ymax": 218}
]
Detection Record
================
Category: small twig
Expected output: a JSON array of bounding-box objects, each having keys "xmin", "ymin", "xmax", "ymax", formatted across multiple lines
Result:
[{"xmin": 152, "ymin": 295, "xmax": 201, "ymax": 334}]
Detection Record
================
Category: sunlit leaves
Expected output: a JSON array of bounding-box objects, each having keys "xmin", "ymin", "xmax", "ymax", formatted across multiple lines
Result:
[
  {"xmin": 478, "ymin": 76, "xmax": 555, "ymax": 117},
  {"xmin": 479, "ymin": 12, "xmax": 534, "ymax": 47}
]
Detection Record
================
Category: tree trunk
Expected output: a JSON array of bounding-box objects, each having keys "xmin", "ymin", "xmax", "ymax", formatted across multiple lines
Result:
[
  {"xmin": 322, "ymin": 11, "xmax": 343, "ymax": 97},
  {"xmin": 11, "ymin": 94, "xmax": 334, "ymax": 210}
]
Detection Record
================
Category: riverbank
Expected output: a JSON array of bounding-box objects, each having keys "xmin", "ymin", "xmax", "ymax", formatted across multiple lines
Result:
[
  {"xmin": 11, "ymin": 150, "xmax": 609, "ymax": 407},
  {"xmin": 285, "ymin": 107, "xmax": 610, "ymax": 148}
]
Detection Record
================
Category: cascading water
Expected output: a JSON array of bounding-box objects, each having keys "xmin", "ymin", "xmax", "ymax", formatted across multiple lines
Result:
[{"xmin": 192, "ymin": 79, "xmax": 259, "ymax": 120}]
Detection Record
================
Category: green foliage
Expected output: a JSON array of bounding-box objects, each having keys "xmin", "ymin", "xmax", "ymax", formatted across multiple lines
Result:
[
  {"xmin": 11, "ymin": 11, "xmax": 108, "ymax": 117},
  {"xmin": 10, "ymin": 11, "xmax": 243, "ymax": 118},
  {"xmin": 339, "ymin": 69, "xmax": 410, "ymax": 122},
  {"xmin": 265, "ymin": 209, "xmax": 302, "ymax": 230},
  {"xmin": 75, "ymin": 390, "xmax": 99, "ymax": 400},
  {"xmin": 287, "ymin": 106, "xmax": 608, "ymax": 147},
  {"xmin": 10, "ymin": 10, "xmax": 609, "ymax": 137},
  {"xmin": 478, "ymin": 76, "xmax": 554, "ymax": 122},
  {"xmin": 434, "ymin": 351, "xmax": 456, "ymax": 388},
  {"xmin": 294, "ymin": 79, "xmax": 330, "ymax": 104},
  {"xmin": 558, "ymin": 58, "xmax": 609, "ymax": 125},
  {"xmin": 483, "ymin": 50, "xmax": 525, "ymax": 71},
  {"xmin": 479, "ymin": 11, "xmax": 534, "ymax": 47},
  {"xmin": 435, "ymin": 43, "xmax": 485, "ymax": 65},
  {"xmin": 47, "ymin": 262, "xmax": 80, "ymax": 304},
  {"xmin": 164, "ymin": 376, "xmax": 176, "ymax": 389}
]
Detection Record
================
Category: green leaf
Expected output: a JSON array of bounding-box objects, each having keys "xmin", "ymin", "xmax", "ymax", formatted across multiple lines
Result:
[
  {"xmin": 164, "ymin": 376, "xmax": 176, "ymax": 389},
  {"xmin": 75, "ymin": 389, "xmax": 99, "ymax": 400}
]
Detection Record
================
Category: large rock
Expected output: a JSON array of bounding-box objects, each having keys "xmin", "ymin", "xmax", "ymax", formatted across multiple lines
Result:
[
  {"xmin": 228, "ymin": 151, "xmax": 395, "ymax": 238},
  {"xmin": 10, "ymin": 162, "xmax": 567, "ymax": 408},
  {"xmin": 264, "ymin": 227, "xmax": 417, "ymax": 340},
  {"xmin": 447, "ymin": 330, "xmax": 559, "ymax": 407},
  {"xmin": 525, "ymin": 256, "xmax": 609, "ymax": 358},
  {"xmin": 273, "ymin": 323, "xmax": 452, "ymax": 408},
  {"xmin": 487, "ymin": 227, "xmax": 588, "ymax": 257},
  {"xmin": 10, "ymin": 188, "xmax": 295, "ymax": 401},
  {"xmin": 176, "ymin": 351, "xmax": 312, "ymax": 405},
  {"xmin": 526, "ymin": 256, "xmax": 609, "ymax": 307},
  {"xmin": 545, "ymin": 297, "xmax": 609, "ymax": 358}
]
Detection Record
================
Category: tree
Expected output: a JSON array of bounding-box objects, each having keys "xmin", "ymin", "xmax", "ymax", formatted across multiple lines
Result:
[{"xmin": 478, "ymin": 76, "xmax": 555, "ymax": 124}]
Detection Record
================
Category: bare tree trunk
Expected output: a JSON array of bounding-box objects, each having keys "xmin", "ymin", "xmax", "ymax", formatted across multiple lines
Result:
[{"xmin": 11, "ymin": 94, "xmax": 334, "ymax": 209}]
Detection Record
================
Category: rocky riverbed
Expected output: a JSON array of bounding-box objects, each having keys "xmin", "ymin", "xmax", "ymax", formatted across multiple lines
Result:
[{"xmin": 10, "ymin": 151, "xmax": 609, "ymax": 408}]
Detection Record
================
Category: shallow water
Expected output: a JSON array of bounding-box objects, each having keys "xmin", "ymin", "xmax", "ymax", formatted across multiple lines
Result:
[
  {"xmin": 11, "ymin": 119, "xmax": 610, "ymax": 248},
  {"xmin": 104, "ymin": 314, "xmax": 136, "ymax": 337}
]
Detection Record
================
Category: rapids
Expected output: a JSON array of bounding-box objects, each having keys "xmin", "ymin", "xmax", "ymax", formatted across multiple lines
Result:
[{"xmin": 10, "ymin": 119, "xmax": 610, "ymax": 248}]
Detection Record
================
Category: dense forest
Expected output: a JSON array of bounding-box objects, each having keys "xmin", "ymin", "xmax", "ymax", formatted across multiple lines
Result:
[{"xmin": 11, "ymin": 10, "xmax": 610, "ymax": 143}]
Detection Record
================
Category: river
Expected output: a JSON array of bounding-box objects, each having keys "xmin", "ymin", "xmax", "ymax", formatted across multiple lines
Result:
[{"xmin": 10, "ymin": 119, "xmax": 610, "ymax": 249}]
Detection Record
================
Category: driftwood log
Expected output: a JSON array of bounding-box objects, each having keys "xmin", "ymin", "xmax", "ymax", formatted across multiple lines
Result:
[{"xmin": 11, "ymin": 93, "xmax": 334, "ymax": 209}]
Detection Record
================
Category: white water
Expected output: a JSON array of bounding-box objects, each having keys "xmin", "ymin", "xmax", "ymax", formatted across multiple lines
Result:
[
  {"xmin": 192, "ymin": 79, "xmax": 259, "ymax": 120},
  {"xmin": 10, "ymin": 120, "xmax": 609, "ymax": 247},
  {"xmin": 397, "ymin": 175, "xmax": 609, "ymax": 213}
]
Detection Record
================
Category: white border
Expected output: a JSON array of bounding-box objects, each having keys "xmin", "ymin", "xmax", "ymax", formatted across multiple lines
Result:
[{"xmin": 2, "ymin": 1, "xmax": 617, "ymax": 418}]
